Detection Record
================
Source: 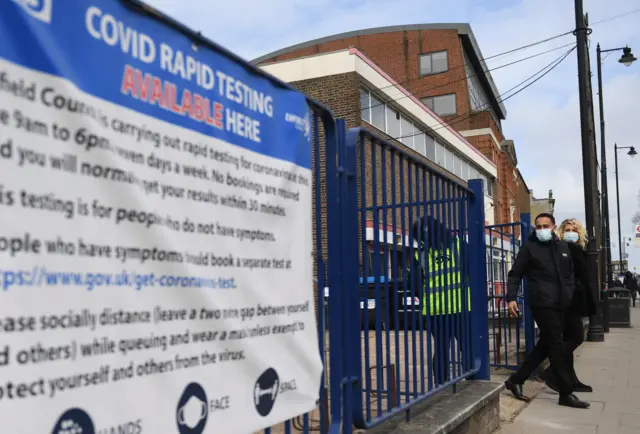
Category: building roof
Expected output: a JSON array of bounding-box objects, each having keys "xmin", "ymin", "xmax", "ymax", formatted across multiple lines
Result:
[{"xmin": 252, "ymin": 23, "xmax": 507, "ymax": 119}]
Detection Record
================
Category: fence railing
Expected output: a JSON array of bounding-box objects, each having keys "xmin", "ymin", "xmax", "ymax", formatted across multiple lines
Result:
[
  {"xmin": 486, "ymin": 218, "xmax": 535, "ymax": 370},
  {"xmin": 336, "ymin": 127, "xmax": 490, "ymax": 430}
]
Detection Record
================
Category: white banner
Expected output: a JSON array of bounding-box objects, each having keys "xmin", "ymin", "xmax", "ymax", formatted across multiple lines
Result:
[{"xmin": 0, "ymin": 1, "xmax": 322, "ymax": 433}]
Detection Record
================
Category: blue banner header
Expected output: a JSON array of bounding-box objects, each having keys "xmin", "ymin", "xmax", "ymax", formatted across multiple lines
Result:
[{"xmin": 0, "ymin": 0, "xmax": 311, "ymax": 168}]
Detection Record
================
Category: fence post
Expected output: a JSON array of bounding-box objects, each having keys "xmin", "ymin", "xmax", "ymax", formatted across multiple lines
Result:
[
  {"xmin": 468, "ymin": 179, "xmax": 490, "ymax": 380},
  {"xmin": 327, "ymin": 118, "xmax": 346, "ymax": 434},
  {"xmin": 339, "ymin": 122, "xmax": 360, "ymax": 432},
  {"xmin": 519, "ymin": 213, "xmax": 535, "ymax": 355}
]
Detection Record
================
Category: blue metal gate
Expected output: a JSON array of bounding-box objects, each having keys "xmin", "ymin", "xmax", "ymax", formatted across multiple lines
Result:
[
  {"xmin": 486, "ymin": 217, "xmax": 535, "ymax": 370},
  {"xmin": 338, "ymin": 128, "xmax": 490, "ymax": 429}
]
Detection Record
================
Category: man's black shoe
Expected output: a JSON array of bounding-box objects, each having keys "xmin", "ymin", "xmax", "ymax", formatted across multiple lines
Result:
[
  {"xmin": 558, "ymin": 394, "xmax": 590, "ymax": 409},
  {"xmin": 505, "ymin": 380, "xmax": 530, "ymax": 402},
  {"xmin": 573, "ymin": 382, "xmax": 593, "ymax": 393}
]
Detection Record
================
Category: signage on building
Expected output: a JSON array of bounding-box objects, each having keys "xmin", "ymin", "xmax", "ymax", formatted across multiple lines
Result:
[
  {"xmin": 636, "ymin": 225, "xmax": 640, "ymax": 247},
  {"xmin": 0, "ymin": 1, "xmax": 322, "ymax": 432}
]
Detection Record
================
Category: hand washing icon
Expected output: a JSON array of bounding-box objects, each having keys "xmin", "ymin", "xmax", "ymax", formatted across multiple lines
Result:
[
  {"xmin": 52, "ymin": 408, "xmax": 94, "ymax": 434},
  {"xmin": 58, "ymin": 419, "xmax": 83, "ymax": 434}
]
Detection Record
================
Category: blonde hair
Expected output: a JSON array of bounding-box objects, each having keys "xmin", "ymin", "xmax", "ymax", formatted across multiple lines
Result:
[{"xmin": 557, "ymin": 218, "xmax": 588, "ymax": 249}]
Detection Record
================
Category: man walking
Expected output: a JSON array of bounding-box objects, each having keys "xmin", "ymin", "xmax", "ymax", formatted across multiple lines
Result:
[
  {"xmin": 623, "ymin": 271, "xmax": 638, "ymax": 307},
  {"xmin": 503, "ymin": 213, "xmax": 590, "ymax": 409}
]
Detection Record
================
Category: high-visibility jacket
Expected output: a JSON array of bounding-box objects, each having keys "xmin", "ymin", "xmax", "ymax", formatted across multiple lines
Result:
[{"xmin": 418, "ymin": 239, "xmax": 471, "ymax": 315}]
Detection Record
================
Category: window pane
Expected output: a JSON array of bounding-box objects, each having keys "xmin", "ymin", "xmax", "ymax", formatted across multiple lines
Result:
[
  {"xmin": 360, "ymin": 88, "xmax": 370, "ymax": 122},
  {"xmin": 435, "ymin": 140, "xmax": 445, "ymax": 166},
  {"xmin": 461, "ymin": 160, "xmax": 469, "ymax": 180},
  {"xmin": 415, "ymin": 131, "xmax": 426, "ymax": 155},
  {"xmin": 444, "ymin": 147, "xmax": 452, "ymax": 171},
  {"xmin": 401, "ymin": 116, "xmax": 414, "ymax": 147},
  {"xmin": 419, "ymin": 54, "xmax": 432, "ymax": 75},
  {"xmin": 454, "ymin": 155, "xmax": 462, "ymax": 178},
  {"xmin": 421, "ymin": 97, "xmax": 434, "ymax": 111},
  {"xmin": 370, "ymin": 93, "xmax": 385, "ymax": 130},
  {"xmin": 431, "ymin": 51, "xmax": 448, "ymax": 73},
  {"xmin": 425, "ymin": 134, "xmax": 436, "ymax": 161},
  {"xmin": 386, "ymin": 106, "xmax": 400, "ymax": 138},
  {"xmin": 434, "ymin": 94, "xmax": 456, "ymax": 116},
  {"xmin": 470, "ymin": 167, "xmax": 479, "ymax": 180}
]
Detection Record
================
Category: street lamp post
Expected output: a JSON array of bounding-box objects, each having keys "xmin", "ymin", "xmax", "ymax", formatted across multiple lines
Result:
[
  {"xmin": 596, "ymin": 44, "xmax": 636, "ymax": 333},
  {"xmin": 614, "ymin": 144, "xmax": 637, "ymax": 273}
]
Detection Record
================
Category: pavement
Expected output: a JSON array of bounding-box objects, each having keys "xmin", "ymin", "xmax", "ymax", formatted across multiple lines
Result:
[{"xmin": 497, "ymin": 307, "xmax": 640, "ymax": 434}]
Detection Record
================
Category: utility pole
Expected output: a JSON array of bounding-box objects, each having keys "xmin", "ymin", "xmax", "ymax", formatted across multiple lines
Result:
[
  {"xmin": 596, "ymin": 43, "xmax": 612, "ymax": 332},
  {"xmin": 574, "ymin": 0, "xmax": 605, "ymax": 342}
]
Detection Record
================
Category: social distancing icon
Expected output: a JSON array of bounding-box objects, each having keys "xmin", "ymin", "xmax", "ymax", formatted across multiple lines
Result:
[{"xmin": 254, "ymin": 368, "xmax": 279, "ymax": 417}]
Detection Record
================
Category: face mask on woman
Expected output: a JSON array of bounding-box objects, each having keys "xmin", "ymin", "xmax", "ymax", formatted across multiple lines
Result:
[
  {"xmin": 536, "ymin": 229, "xmax": 553, "ymax": 242},
  {"xmin": 563, "ymin": 232, "xmax": 579, "ymax": 244}
]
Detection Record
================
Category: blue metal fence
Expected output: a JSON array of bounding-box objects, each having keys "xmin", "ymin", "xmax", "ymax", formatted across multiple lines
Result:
[
  {"xmin": 486, "ymin": 217, "xmax": 535, "ymax": 370},
  {"xmin": 337, "ymin": 128, "xmax": 489, "ymax": 430}
]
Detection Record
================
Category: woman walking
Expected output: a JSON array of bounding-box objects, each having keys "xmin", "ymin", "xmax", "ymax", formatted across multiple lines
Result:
[{"xmin": 543, "ymin": 218, "xmax": 597, "ymax": 393}]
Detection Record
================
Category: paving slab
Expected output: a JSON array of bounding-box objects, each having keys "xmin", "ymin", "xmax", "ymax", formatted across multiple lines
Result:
[{"xmin": 496, "ymin": 306, "xmax": 640, "ymax": 434}]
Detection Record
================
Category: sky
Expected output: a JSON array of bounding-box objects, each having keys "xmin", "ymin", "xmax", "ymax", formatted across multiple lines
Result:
[{"xmin": 147, "ymin": 0, "xmax": 640, "ymax": 271}]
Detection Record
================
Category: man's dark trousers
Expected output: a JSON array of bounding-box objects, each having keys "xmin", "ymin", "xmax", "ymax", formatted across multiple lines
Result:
[
  {"xmin": 509, "ymin": 307, "xmax": 574, "ymax": 396},
  {"xmin": 543, "ymin": 312, "xmax": 584, "ymax": 385}
]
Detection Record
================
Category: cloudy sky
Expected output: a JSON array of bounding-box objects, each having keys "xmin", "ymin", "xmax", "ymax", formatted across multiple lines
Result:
[{"xmin": 147, "ymin": 0, "xmax": 640, "ymax": 271}]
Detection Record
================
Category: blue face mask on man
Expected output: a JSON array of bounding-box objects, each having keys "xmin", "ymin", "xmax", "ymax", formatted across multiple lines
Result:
[
  {"xmin": 536, "ymin": 229, "xmax": 553, "ymax": 243},
  {"xmin": 563, "ymin": 232, "xmax": 579, "ymax": 244}
]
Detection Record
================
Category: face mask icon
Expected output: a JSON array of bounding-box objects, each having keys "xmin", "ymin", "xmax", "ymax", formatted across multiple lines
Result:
[
  {"xmin": 176, "ymin": 382, "xmax": 208, "ymax": 434},
  {"xmin": 177, "ymin": 396, "xmax": 207, "ymax": 429}
]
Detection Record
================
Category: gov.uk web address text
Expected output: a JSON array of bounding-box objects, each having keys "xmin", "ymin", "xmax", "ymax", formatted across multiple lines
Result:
[{"xmin": 0, "ymin": 266, "xmax": 236, "ymax": 291}]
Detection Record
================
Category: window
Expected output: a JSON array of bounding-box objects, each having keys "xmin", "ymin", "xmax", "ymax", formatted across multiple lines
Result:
[
  {"xmin": 370, "ymin": 93, "xmax": 385, "ymax": 130},
  {"xmin": 422, "ymin": 94, "xmax": 457, "ymax": 116},
  {"xmin": 400, "ymin": 115, "xmax": 414, "ymax": 148},
  {"xmin": 454, "ymin": 155, "xmax": 463, "ymax": 178},
  {"xmin": 444, "ymin": 147, "xmax": 453, "ymax": 171},
  {"xmin": 419, "ymin": 51, "xmax": 448, "ymax": 75},
  {"xmin": 480, "ymin": 174, "xmax": 493, "ymax": 197},
  {"xmin": 435, "ymin": 140, "xmax": 445, "ymax": 166},
  {"xmin": 360, "ymin": 88, "xmax": 370, "ymax": 122},
  {"xmin": 386, "ymin": 106, "xmax": 400, "ymax": 138},
  {"xmin": 461, "ymin": 160, "xmax": 469, "ymax": 181},
  {"xmin": 414, "ymin": 132, "xmax": 426, "ymax": 156},
  {"xmin": 425, "ymin": 134, "xmax": 436, "ymax": 161}
]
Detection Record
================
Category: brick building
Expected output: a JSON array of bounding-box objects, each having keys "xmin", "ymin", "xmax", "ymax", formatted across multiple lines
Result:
[
  {"xmin": 260, "ymin": 48, "xmax": 504, "ymax": 289},
  {"xmin": 254, "ymin": 24, "xmax": 527, "ymax": 229}
]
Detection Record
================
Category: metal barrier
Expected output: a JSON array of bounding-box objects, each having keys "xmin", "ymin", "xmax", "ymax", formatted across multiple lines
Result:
[
  {"xmin": 340, "ymin": 128, "xmax": 490, "ymax": 429},
  {"xmin": 486, "ymin": 217, "xmax": 534, "ymax": 370}
]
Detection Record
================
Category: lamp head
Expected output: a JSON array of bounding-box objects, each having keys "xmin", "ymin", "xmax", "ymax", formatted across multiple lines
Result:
[
  {"xmin": 619, "ymin": 46, "xmax": 637, "ymax": 67},
  {"xmin": 628, "ymin": 146, "xmax": 638, "ymax": 158}
]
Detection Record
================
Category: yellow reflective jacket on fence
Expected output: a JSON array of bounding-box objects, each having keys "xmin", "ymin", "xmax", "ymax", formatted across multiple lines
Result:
[{"xmin": 417, "ymin": 239, "xmax": 472, "ymax": 316}]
